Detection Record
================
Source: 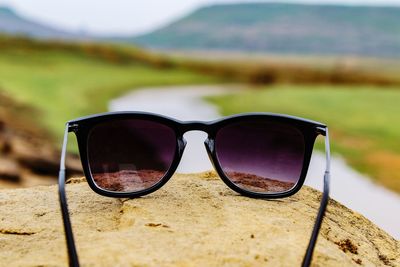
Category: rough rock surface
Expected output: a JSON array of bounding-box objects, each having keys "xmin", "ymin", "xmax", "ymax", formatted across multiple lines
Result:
[
  {"xmin": 0, "ymin": 172, "xmax": 398, "ymax": 266},
  {"xmin": 0, "ymin": 90, "xmax": 82, "ymax": 188}
]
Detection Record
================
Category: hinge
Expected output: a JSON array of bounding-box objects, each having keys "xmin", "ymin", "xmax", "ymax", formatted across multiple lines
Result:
[
  {"xmin": 68, "ymin": 123, "xmax": 79, "ymax": 133},
  {"xmin": 316, "ymin": 126, "xmax": 327, "ymax": 136}
]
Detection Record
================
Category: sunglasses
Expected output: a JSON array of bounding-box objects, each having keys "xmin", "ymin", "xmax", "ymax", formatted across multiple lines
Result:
[{"xmin": 58, "ymin": 112, "xmax": 331, "ymax": 267}]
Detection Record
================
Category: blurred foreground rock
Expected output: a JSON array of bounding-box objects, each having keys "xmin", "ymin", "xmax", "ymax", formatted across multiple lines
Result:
[
  {"xmin": 0, "ymin": 90, "xmax": 81, "ymax": 188},
  {"xmin": 0, "ymin": 172, "xmax": 398, "ymax": 266}
]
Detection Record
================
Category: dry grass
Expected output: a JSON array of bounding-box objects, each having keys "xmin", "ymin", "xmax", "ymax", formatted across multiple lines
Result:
[
  {"xmin": 1, "ymin": 35, "xmax": 399, "ymax": 86},
  {"xmin": 365, "ymin": 151, "xmax": 400, "ymax": 191}
]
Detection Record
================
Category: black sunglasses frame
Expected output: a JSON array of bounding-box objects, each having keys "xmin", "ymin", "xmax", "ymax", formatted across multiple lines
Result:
[{"xmin": 58, "ymin": 112, "xmax": 331, "ymax": 267}]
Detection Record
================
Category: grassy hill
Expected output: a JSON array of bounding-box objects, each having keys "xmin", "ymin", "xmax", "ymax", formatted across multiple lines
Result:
[
  {"xmin": 0, "ymin": 35, "xmax": 216, "ymax": 187},
  {"xmin": 131, "ymin": 3, "xmax": 400, "ymax": 58}
]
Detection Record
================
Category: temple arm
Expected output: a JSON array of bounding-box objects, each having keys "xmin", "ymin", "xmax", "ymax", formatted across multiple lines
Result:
[
  {"xmin": 58, "ymin": 123, "xmax": 80, "ymax": 267},
  {"xmin": 301, "ymin": 127, "xmax": 331, "ymax": 267}
]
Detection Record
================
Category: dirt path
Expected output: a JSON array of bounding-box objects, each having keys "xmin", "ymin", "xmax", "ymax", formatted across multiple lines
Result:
[{"xmin": 110, "ymin": 85, "xmax": 400, "ymax": 239}]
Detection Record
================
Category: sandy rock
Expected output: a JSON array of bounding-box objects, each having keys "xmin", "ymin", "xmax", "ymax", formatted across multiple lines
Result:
[
  {"xmin": 0, "ymin": 172, "xmax": 398, "ymax": 266},
  {"xmin": 0, "ymin": 158, "xmax": 20, "ymax": 182}
]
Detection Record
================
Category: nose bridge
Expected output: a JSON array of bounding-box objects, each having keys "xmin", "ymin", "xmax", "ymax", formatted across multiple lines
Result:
[
  {"xmin": 176, "ymin": 122, "xmax": 215, "ymax": 173},
  {"xmin": 181, "ymin": 121, "xmax": 210, "ymax": 134}
]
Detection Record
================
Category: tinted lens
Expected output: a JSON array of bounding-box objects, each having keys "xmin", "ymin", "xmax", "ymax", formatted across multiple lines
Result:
[
  {"xmin": 215, "ymin": 120, "xmax": 305, "ymax": 194},
  {"xmin": 87, "ymin": 119, "xmax": 176, "ymax": 193}
]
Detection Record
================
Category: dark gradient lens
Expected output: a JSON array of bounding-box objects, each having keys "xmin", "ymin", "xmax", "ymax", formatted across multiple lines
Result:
[
  {"xmin": 87, "ymin": 119, "xmax": 176, "ymax": 193},
  {"xmin": 215, "ymin": 120, "xmax": 305, "ymax": 194}
]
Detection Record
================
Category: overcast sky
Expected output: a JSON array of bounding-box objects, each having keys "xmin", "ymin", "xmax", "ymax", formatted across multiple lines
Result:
[{"xmin": 1, "ymin": 0, "xmax": 400, "ymax": 35}]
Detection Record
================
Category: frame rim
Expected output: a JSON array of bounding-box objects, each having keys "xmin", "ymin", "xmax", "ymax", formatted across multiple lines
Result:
[{"xmin": 205, "ymin": 117, "xmax": 318, "ymax": 198}]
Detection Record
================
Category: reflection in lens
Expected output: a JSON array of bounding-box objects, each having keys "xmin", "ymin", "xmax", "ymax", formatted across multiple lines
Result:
[
  {"xmin": 215, "ymin": 120, "xmax": 305, "ymax": 193},
  {"xmin": 87, "ymin": 119, "xmax": 176, "ymax": 193}
]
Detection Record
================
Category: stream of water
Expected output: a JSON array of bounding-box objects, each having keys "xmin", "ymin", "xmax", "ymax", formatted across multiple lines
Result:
[{"xmin": 110, "ymin": 85, "xmax": 400, "ymax": 239}]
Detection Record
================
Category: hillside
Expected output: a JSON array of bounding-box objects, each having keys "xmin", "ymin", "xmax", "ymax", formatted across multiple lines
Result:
[
  {"xmin": 131, "ymin": 3, "xmax": 400, "ymax": 58},
  {"xmin": 0, "ymin": 6, "xmax": 83, "ymax": 39}
]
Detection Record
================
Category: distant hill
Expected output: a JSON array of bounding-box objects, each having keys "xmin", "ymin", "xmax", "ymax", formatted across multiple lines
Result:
[
  {"xmin": 0, "ymin": 6, "xmax": 85, "ymax": 39},
  {"xmin": 130, "ymin": 3, "xmax": 400, "ymax": 58}
]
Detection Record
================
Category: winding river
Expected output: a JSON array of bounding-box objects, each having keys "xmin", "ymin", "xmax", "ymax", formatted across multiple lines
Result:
[{"xmin": 110, "ymin": 85, "xmax": 400, "ymax": 239}]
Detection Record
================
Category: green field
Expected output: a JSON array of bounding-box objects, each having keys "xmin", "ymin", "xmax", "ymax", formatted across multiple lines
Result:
[
  {"xmin": 207, "ymin": 86, "xmax": 400, "ymax": 193},
  {"xmin": 0, "ymin": 48, "xmax": 217, "ymax": 140}
]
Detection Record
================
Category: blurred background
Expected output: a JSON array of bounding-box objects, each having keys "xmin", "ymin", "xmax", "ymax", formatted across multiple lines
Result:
[{"xmin": 0, "ymin": 0, "xmax": 399, "ymax": 238}]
